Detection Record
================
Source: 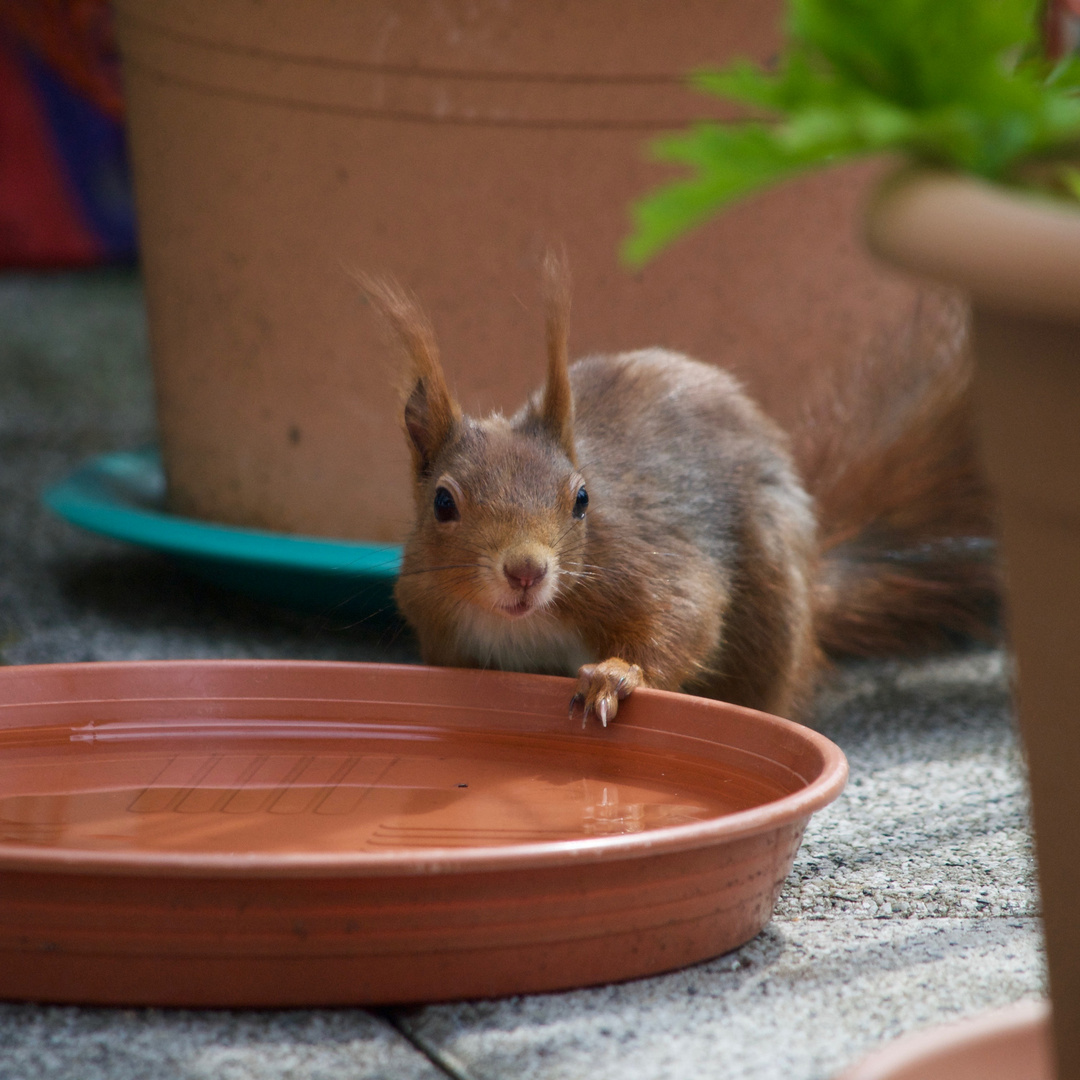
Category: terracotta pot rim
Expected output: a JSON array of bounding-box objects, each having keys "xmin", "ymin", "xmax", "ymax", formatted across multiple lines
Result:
[
  {"xmin": 865, "ymin": 166, "xmax": 1080, "ymax": 322},
  {"xmin": 0, "ymin": 659, "xmax": 847, "ymax": 879},
  {"xmin": 838, "ymin": 998, "xmax": 1050, "ymax": 1080}
]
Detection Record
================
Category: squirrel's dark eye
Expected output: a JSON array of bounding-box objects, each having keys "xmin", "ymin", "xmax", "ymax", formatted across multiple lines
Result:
[
  {"xmin": 573, "ymin": 485, "xmax": 588, "ymax": 519},
  {"xmin": 433, "ymin": 486, "xmax": 459, "ymax": 523}
]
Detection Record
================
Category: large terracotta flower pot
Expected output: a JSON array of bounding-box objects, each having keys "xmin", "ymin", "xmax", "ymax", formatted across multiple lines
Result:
[
  {"xmin": 866, "ymin": 170, "xmax": 1080, "ymax": 1080},
  {"xmin": 112, "ymin": 0, "xmax": 925, "ymax": 542}
]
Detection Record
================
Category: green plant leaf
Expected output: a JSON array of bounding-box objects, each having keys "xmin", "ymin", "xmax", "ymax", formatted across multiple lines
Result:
[
  {"xmin": 625, "ymin": 0, "xmax": 1080, "ymax": 264},
  {"xmin": 1062, "ymin": 166, "xmax": 1080, "ymax": 199},
  {"xmin": 623, "ymin": 123, "xmax": 856, "ymax": 265}
]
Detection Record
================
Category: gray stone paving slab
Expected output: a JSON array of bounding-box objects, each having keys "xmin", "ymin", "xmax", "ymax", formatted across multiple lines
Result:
[
  {"xmin": 0, "ymin": 270, "xmax": 1047, "ymax": 1080},
  {"xmin": 397, "ymin": 918, "xmax": 1043, "ymax": 1080},
  {"xmin": 0, "ymin": 1007, "xmax": 448, "ymax": 1080},
  {"xmin": 780, "ymin": 651, "xmax": 1036, "ymax": 923}
]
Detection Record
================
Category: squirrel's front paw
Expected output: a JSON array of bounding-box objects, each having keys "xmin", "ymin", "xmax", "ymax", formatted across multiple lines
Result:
[{"xmin": 571, "ymin": 659, "xmax": 643, "ymax": 727}]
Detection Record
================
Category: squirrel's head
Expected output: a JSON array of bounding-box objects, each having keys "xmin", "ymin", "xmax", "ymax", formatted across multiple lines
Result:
[{"xmin": 362, "ymin": 253, "xmax": 588, "ymax": 632}]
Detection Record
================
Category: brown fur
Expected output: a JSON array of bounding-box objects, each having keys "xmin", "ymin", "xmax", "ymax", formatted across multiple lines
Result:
[
  {"xmin": 355, "ymin": 272, "xmax": 460, "ymax": 478},
  {"xmin": 362, "ymin": 268, "xmax": 995, "ymax": 724},
  {"xmin": 538, "ymin": 248, "xmax": 576, "ymax": 464},
  {"xmin": 796, "ymin": 289, "xmax": 998, "ymax": 657}
]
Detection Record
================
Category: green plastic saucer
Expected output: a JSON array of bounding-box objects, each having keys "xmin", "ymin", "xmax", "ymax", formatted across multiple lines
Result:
[{"xmin": 43, "ymin": 449, "xmax": 402, "ymax": 619}]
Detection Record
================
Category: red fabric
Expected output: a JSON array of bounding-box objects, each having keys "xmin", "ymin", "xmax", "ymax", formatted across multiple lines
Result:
[
  {"xmin": 1045, "ymin": 0, "xmax": 1080, "ymax": 59},
  {"xmin": 0, "ymin": 32, "xmax": 98, "ymax": 267},
  {"xmin": 0, "ymin": 0, "xmax": 122, "ymax": 119}
]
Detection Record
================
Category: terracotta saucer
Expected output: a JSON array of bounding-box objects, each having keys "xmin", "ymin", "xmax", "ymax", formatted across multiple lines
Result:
[
  {"xmin": 0, "ymin": 660, "xmax": 846, "ymax": 1006},
  {"xmin": 840, "ymin": 1000, "xmax": 1052, "ymax": 1080}
]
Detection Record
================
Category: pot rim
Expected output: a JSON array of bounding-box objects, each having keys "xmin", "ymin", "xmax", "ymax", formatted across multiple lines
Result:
[
  {"xmin": 838, "ymin": 998, "xmax": 1051, "ymax": 1080},
  {"xmin": 0, "ymin": 659, "xmax": 848, "ymax": 879},
  {"xmin": 865, "ymin": 167, "xmax": 1080, "ymax": 323}
]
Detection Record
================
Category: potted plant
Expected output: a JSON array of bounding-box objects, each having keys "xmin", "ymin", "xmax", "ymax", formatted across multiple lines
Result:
[{"xmin": 624, "ymin": 2, "xmax": 1080, "ymax": 1077}]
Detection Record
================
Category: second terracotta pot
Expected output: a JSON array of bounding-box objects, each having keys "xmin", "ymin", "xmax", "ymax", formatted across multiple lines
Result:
[{"xmin": 867, "ymin": 169, "xmax": 1080, "ymax": 1080}]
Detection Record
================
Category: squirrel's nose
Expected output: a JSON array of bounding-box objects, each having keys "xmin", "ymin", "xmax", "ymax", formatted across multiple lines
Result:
[{"xmin": 503, "ymin": 557, "xmax": 548, "ymax": 591}]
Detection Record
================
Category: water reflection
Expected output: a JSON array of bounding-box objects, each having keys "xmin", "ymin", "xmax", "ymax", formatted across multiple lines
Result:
[{"xmin": 0, "ymin": 723, "xmax": 786, "ymax": 856}]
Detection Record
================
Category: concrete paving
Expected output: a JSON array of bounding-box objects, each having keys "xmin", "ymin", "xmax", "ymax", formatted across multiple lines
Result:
[{"xmin": 0, "ymin": 271, "xmax": 1045, "ymax": 1079}]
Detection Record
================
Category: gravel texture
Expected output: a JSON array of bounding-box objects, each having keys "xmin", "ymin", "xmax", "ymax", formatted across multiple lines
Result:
[
  {"xmin": 0, "ymin": 1008, "xmax": 447, "ymax": 1080},
  {"xmin": 0, "ymin": 271, "xmax": 1045, "ymax": 1080}
]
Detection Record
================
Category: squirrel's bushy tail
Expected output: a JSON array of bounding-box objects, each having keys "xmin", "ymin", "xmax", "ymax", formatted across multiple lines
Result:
[{"xmin": 795, "ymin": 289, "xmax": 1000, "ymax": 657}]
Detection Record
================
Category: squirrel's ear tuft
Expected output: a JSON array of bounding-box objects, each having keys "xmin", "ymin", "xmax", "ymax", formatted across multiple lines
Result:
[
  {"xmin": 539, "ymin": 248, "xmax": 577, "ymax": 464},
  {"xmin": 355, "ymin": 272, "xmax": 460, "ymax": 477},
  {"xmin": 402, "ymin": 375, "xmax": 457, "ymax": 476}
]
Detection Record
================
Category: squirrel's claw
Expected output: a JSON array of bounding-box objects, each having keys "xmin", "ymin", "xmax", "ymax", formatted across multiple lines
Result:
[
  {"xmin": 596, "ymin": 698, "xmax": 610, "ymax": 727},
  {"xmin": 573, "ymin": 659, "xmax": 644, "ymax": 728}
]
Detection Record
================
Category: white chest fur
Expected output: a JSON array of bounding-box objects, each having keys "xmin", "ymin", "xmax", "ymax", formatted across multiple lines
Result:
[{"xmin": 453, "ymin": 606, "xmax": 594, "ymax": 676}]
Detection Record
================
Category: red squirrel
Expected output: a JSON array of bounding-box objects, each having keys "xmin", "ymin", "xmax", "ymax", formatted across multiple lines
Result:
[{"xmin": 362, "ymin": 255, "xmax": 996, "ymax": 725}]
